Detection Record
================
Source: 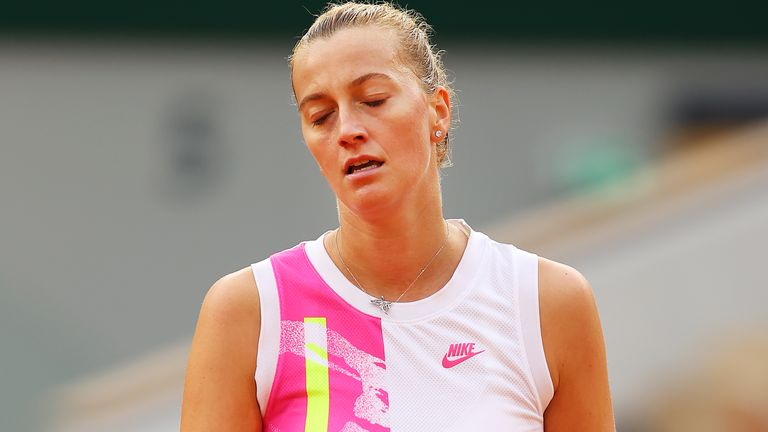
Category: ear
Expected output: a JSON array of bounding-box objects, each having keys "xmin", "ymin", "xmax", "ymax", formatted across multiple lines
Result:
[{"xmin": 430, "ymin": 86, "xmax": 451, "ymax": 136}]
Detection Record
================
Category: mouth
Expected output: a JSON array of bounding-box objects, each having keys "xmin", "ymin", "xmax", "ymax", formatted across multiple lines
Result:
[{"xmin": 345, "ymin": 159, "xmax": 384, "ymax": 175}]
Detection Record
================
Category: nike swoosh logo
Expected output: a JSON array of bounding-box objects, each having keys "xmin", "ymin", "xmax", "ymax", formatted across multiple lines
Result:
[{"xmin": 441, "ymin": 350, "xmax": 485, "ymax": 368}]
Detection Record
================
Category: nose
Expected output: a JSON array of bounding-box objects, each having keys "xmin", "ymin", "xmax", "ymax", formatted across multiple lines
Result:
[{"xmin": 337, "ymin": 106, "xmax": 368, "ymax": 146}]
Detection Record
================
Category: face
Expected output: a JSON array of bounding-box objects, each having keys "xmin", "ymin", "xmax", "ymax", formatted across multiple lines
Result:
[{"xmin": 291, "ymin": 26, "xmax": 450, "ymax": 217}]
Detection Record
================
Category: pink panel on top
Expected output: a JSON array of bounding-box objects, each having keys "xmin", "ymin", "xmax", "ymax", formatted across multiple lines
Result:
[{"xmin": 264, "ymin": 243, "xmax": 390, "ymax": 432}]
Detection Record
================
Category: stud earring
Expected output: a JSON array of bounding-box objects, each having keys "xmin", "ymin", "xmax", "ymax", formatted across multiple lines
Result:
[{"xmin": 434, "ymin": 130, "xmax": 443, "ymax": 138}]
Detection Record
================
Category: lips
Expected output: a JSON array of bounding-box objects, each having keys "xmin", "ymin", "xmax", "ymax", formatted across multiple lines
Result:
[{"xmin": 344, "ymin": 156, "xmax": 385, "ymax": 175}]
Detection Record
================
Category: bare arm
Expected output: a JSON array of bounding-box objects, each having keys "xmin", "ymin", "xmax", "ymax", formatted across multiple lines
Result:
[
  {"xmin": 539, "ymin": 257, "xmax": 615, "ymax": 431},
  {"xmin": 180, "ymin": 267, "xmax": 262, "ymax": 431}
]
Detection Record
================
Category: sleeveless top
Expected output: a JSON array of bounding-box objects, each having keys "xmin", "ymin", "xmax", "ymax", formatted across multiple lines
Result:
[{"xmin": 251, "ymin": 220, "xmax": 553, "ymax": 432}]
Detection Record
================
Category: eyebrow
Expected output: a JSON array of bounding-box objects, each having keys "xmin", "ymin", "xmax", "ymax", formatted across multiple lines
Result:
[{"xmin": 297, "ymin": 72, "xmax": 394, "ymax": 111}]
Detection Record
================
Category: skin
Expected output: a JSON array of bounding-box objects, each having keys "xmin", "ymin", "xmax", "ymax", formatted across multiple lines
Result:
[{"xmin": 181, "ymin": 25, "xmax": 615, "ymax": 431}]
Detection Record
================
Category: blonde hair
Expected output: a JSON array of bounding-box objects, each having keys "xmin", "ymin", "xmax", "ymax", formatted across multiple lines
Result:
[{"xmin": 290, "ymin": 1, "xmax": 455, "ymax": 167}]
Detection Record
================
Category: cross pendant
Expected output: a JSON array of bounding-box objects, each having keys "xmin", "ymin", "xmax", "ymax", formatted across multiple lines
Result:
[{"xmin": 370, "ymin": 296, "xmax": 393, "ymax": 314}]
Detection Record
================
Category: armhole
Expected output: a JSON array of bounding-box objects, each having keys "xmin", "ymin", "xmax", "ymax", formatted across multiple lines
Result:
[
  {"xmin": 516, "ymin": 249, "xmax": 555, "ymax": 414},
  {"xmin": 251, "ymin": 258, "xmax": 280, "ymax": 416}
]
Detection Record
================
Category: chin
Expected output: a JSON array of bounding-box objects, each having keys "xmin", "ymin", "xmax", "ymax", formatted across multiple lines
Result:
[{"xmin": 341, "ymin": 186, "xmax": 401, "ymax": 218}]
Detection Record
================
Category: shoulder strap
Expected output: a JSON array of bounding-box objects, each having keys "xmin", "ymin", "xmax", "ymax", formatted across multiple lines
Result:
[
  {"xmin": 251, "ymin": 258, "xmax": 281, "ymax": 415},
  {"xmin": 515, "ymin": 248, "xmax": 555, "ymax": 413}
]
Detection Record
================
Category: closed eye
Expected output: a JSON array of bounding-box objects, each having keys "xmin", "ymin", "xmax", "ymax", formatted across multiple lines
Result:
[
  {"xmin": 364, "ymin": 99, "xmax": 386, "ymax": 107},
  {"xmin": 311, "ymin": 111, "xmax": 333, "ymax": 127},
  {"xmin": 310, "ymin": 99, "xmax": 385, "ymax": 126}
]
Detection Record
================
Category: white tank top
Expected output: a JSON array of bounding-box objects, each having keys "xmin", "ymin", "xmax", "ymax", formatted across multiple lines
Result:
[{"xmin": 251, "ymin": 220, "xmax": 553, "ymax": 431}]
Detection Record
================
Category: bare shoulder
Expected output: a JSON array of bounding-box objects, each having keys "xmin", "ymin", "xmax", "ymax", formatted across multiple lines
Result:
[
  {"xmin": 191, "ymin": 265, "xmax": 261, "ymax": 365},
  {"xmin": 537, "ymin": 257, "xmax": 596, "ymax": 387},
  {"xmin": 202, "ymin": 266, "xmax": 261, "ymax": 327},
  {"xmin": 180, "ymin": 266, "xmax": 262, "ymax": 431},
  {"xmin": 538, "ymin": 256, "xmax": 594, "ymax": 309},
  {"xmin": 538, "ymin": 256, "xmax": 615, "ymax": 431}
]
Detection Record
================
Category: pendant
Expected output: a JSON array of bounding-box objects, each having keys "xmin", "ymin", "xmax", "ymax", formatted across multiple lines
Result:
[{"xmin": 370, "ymin": 296, "xmax": 393, "ymax": 314}]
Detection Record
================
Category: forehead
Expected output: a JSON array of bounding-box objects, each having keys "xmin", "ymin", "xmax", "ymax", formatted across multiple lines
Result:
[{"xmin": 292, "ymin": 26, "xmax": 412, "ymax": 99}]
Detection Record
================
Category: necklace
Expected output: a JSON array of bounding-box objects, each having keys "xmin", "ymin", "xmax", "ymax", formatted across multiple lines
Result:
[{"xmin": 334, "ymin": 221, "xmax": 451, "ymax": 314}]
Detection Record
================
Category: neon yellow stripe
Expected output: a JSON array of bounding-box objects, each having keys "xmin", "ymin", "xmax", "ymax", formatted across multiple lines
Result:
[{"xmin": 304, "ymin": 317, "xmax": 329, "ymax": 432}]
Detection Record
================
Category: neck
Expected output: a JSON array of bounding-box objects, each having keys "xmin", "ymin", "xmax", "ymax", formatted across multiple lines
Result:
[{"xmin": 328, "ymin": 192, "xmax": 465, "ymax": 302}]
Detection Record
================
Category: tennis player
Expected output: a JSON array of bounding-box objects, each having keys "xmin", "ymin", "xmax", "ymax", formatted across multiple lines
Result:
[{"xmin": 181, "ymin": 2, "xmax": 615, "ymax": 431}]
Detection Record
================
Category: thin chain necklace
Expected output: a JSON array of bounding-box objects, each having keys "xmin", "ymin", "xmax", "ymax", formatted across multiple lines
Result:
[{"xmin": 334, "ymin": 221, "xmax": 450, "ymax": 314}]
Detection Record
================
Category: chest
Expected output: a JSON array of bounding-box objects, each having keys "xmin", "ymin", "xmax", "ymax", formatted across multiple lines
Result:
[{"xmin": 263, "ymin": 308, "xmax": 541, "ymax": 431}]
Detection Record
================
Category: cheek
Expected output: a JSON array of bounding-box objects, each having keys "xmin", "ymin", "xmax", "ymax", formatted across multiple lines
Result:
[
  {"xmin": 304, "ymin": 136, "xmax": 335, "ymax": 177},
  {"xmin": 405, "ymin": 94, "xmax": 431, "ymax": 135},
  {"xmin": 396, "ymin": 100, "xmax": 431, "ymax": 151}
]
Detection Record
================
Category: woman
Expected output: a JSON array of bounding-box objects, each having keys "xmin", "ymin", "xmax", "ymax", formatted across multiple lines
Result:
[{"xmin": 181, "ymin": 2, "xmax": 615, "ymax": 431}]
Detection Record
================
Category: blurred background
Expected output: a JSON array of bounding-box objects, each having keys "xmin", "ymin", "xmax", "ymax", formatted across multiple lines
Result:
[{"xmin": 2, "ymin": 1, "xmax": 768, "ymax": 431}]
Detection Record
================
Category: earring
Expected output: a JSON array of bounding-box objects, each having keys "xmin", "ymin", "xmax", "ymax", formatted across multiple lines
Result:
[{"xmin": 434, "ymin": 130, "xmax": 443, "ymax": 138}]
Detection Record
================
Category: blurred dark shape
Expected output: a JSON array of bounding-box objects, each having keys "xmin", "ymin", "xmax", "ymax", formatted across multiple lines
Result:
[
  {"xmin": 667, "ymin": 85, "xmax": 768, "ymax": 150},
  {"xmin": 676, "ymin": 89, "xmax": 768, "ymax": 125},
  {"xmin": 163, "ymin": 91, "xmax": 224, "ymax": 200}
]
